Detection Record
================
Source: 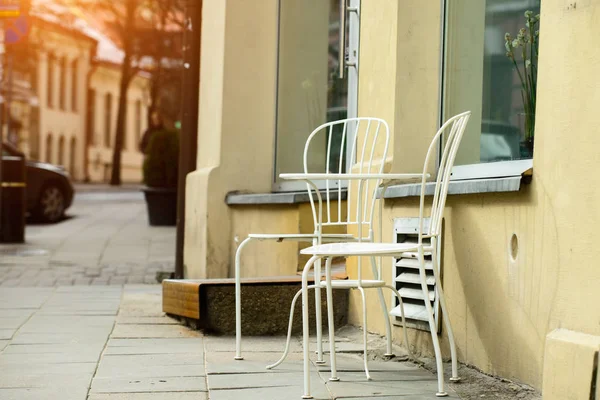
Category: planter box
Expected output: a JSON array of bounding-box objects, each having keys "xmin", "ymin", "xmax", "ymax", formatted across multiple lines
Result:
[{"xmin": 143, "ymin": 187, "xmax": 177, "ymax": 226}]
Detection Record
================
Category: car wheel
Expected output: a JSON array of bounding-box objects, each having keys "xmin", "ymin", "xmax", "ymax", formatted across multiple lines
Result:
[{"xmin": 36, "ymin": 184, "xmax": 66, "ymax": 223}]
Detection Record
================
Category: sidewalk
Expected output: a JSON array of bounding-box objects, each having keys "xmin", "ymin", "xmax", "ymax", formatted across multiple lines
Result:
[
  {"xmin": 0, "ymin": 285, "xmax": 460, "ymax": 399},
  {"xmin": 0, "ymin": 189, "xmax": 174, "ymax": 287}
]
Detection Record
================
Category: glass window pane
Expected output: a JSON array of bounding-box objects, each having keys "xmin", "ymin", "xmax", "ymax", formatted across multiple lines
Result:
[
  {"xmin": 274, "ymin": 0, "xmax": 348, "ymax": 183},
  {"xmin": 444, "ymin": 0, "xmax": 540, "ymax": 165}
]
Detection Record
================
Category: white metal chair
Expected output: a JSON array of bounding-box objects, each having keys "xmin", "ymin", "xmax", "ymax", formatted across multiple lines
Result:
[
  {"xmin": 235, "ymin": 117, "xmax": 406, "ymax": 365},
  {"xmin": 290, "ymin": 111, "xmax": 471, "ymax": 398}
]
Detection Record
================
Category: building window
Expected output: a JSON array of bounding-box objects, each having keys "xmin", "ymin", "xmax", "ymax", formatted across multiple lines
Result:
[
  {"xmin": 442, "ymin": 0, "xmax": 540, "ymax": 167},
  {"xmin": 273, "ymin": 0, "xmax": 350, "ymax": 190},
  {"xmin": 45, "ymin": 133, "xmax": 53, "ymax": 163},
  {"xmin": 59, "ymin": 57, "xmax": 66, "ymax": 110},
  {"xmin": 135, "ymin": 99, "xmax": 141, "ymax": 149},
  {"xmin": 47, "ymin": 54, "xmax": 54, "ymax": 108},
  {"xmin": 104, "ymin": 93, "xmax": 112, "ymax": 147},
  {"xmin": 69, "ymin": 137, "xmax": 76, "ymax": 176},
  {"xmin": 87, "ymin": 89, "xmax": 96, "ymax": 146},
  {"xmin": 71, "ymin": 59, "xmax": 78, "ymax": 112},
  {"xmin": 58, "ymin": 135, "xmax": 65, "ymax": 166}
]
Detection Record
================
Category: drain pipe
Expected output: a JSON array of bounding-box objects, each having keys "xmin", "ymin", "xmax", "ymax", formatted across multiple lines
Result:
[{"xmin": 175, "ymin": 0, "xmax": 202, "ymax": 279}]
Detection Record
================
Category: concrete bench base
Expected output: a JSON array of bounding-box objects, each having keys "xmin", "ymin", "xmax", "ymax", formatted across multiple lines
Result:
[{"xmin": 163, "ymin": 276, "xmax": 348, "ymax": 335}]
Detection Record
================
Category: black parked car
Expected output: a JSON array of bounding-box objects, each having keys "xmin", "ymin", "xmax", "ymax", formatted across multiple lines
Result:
[{"xmin": 2, "ymin": 143, "xmax": 74, "ymax": 223}]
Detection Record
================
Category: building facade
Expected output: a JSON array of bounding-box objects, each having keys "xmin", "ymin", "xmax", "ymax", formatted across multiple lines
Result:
[
  {"xmin": 184, "ymin": 0, "xmax": 600, "ymax": 396},
  {"xmin": 7, "ymin": 13, "xmax": 150, "ymax": 183}
]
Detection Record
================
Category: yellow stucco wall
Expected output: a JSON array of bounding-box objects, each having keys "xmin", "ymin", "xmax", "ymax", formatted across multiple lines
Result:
[
  {"xmin": 87, "ymin": 65, "xmax": 148, "ymax": 183},
  {"xmin": 35, "ymin": 28, "xmax": 94, "ymax": 182},
  {"xmin": 184, "ymin": 0, "xmax": 278, "ymax": 279},
  {"xmin": 184, "ymin": 0, "xmax": 600, "ymax": 392},
  {"xmin": 346, "ymin": 0, "xmax": 600, "ymax": 391}
]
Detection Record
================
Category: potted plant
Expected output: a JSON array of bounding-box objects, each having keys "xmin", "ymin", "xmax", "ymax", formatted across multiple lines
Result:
[
  {"xmin": 142, "ymin": 129, "xmax": 179, "ymax": 226},
  {"xmin": 505, "ymin": 10, "xmax": 540, "ymax": 158}
]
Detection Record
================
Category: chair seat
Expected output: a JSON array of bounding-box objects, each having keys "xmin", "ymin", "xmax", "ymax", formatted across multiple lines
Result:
[
  {"xmin": 301, "ymin": 242, "xmax": 428, "ymax": 256},
  {"xmin": 248, "ymin": 233, "xmax": 356, "ymax": 242},
  {"xmin": 318, "ymin": 279, "xmax": 386, "ymax": 289}
]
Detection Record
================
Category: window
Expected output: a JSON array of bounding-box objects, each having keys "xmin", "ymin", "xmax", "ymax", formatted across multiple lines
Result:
[
  {"xmin": 58, "ymin": 135, "xmax": 65, "ymax": 166},
  {"xmin": 69, "ymin": 137, "xmax": 76, "ymax": 176},
  {"xmin": 273, "ymin": 0, "xmax": 355, "ymax": 190},
  {"xmin": 45, "ymin": 134, "xmax": 53, "ymax": 163},
  {"xmin": 59, "ymin": 57, "xmax": 66, "ymax": 110},
  {"xmin": 104, "ymin": 93, "xmax": 112, "ymax": 147},
  {"xmin": 87, "ymin": 89, "xmax": 96, "ymax": 146},
  {"xmin": 47, "ymin": 54, "xmax": 54, "ymax": 108},
  {"xmin": 71, "ymin": 59, "xmax": 78, "ymax": 112},
  {"xmin": 135, "ymin": 100, "xmax": 142, "ymax": 149},
  {"xmin": 442, "ymin": 0, "xmax": 540, "ymax": 167}
]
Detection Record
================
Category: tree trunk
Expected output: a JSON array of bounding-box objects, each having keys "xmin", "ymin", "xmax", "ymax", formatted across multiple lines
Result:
[
  {"xmin": 109, "ymin": 0, "xmax": 136, "ymax": 186},
  {"xmin": 109, "ymin": 55, "xmax": 133, "ymax": 186}
]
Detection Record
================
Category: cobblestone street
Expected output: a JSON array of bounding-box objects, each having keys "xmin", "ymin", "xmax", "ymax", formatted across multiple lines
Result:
[{"xmin": 0, "ymin": 186, "xmax": 175, "ymax": 287}]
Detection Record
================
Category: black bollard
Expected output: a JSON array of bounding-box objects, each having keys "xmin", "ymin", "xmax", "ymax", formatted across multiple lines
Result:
[{"xmin": 0, "ymin": 155, "xmax": 26, "ymax": 243}]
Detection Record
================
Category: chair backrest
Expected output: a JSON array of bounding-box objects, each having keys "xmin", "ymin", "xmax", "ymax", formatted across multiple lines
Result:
[
  {"xmin": 303, "ymin": 117, "xmax": 390, "ymax": 240},
  {"xmin": 418, "ymin": 111, "xmax": 471, "ymax": 242}
]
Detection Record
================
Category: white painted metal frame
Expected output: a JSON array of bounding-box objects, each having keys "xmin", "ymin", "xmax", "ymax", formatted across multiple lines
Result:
[
  {"xmin": 289, "ymin": 111, "xmax": 471, "ymax": 399},
  {"xmin": 235, "ymin": 117, "xmax": 394, "ymax": 363}
]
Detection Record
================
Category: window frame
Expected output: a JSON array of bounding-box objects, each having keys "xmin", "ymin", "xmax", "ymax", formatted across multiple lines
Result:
[
  {"xmin": 71, "ymin": 59, "xmax": 78, "ymax": 112},
  {"xmin": 271, "ymin": 0, "xmax": 360, "ymax": 193},
  {"xmin": 439, "ymin": 0, "xmax": 536, "ymax": 180},
  {"xmin": 104, "ymin": 93, "xmax": 112, "ymax": 147}
]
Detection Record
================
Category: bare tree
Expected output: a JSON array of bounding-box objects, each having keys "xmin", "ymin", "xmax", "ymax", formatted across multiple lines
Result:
[{"xmin": 69, "ymin": 0, "xmax": 183, "ymax": 185}]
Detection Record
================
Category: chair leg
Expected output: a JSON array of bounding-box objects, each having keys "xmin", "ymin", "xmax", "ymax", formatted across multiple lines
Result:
[
  {"xmin": 325, "ymin": 257, "xmax": 339, "ymax": 381},
  {"xmin": 266, "ymin": 285, "xmax": 317, "ymax": 370},
  {"xmin": 370, "ymin": 256, "xmax": 393, "ymax": 357},
  {"xmin": 302, "ymin": 256, "xmax": 319, "ymax": 399},
  {"xmin": 314, "ymin": 258, "xmax": 325, "ymax": 364},
  {"xmin": 431, "ymin": 256, "xmax": 460, "ymax": 382},
  {"xmin": 234, "ymin": 237, "xmax": 253, "ymax": 361},
  {"xmin": 418, "ymin": 248, "xmax": 447, "ymax": 397},
  {"xmin": 383, "ymin": 285, "xmax": 414, "ymax": 361},
  {"xmin": 357, "ymin": 286, "xmax": 372, "ymax": 380}
]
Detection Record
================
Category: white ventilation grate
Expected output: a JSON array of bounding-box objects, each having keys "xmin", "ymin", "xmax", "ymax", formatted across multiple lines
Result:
[{"xmin": 389, "ymin": 217, "xmax": 442, "ymax": 332}]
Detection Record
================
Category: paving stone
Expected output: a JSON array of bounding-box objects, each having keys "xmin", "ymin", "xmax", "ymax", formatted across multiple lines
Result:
[
  {"xmin": 90, "ymin": 376, "xmax": 207, "ymax": 393},
  {"xmin": 88, "ymin": 394, "xmax": 207, "ymax": 400},
  {"xmin": 0, "ymin": 329, "xmax": 16, "ymax": 340},
  {"xmin": 126, "ymin": 276, "xmax": 145, "ymax": 284},
  {"xmin": 73, "ymin": 277, "xmax": 92, "ymax": 285},
  {"xmin": 56, "ymin": 278, "xmax": 75, "ymax": 285},
  {"xmin": 0, "ymin": 350, "xmax": 103, "ymax": 364},
  {"xmin": 205, "ymin": 351, "xmax": 304, "ymax": 374},
  {"xmin": 0, "ymin": 386, "xmax": 90, "ymax": 400},
  {"xmin": 0, "ymin": 315, "xmax": 30, "ymax": 329},
  {"xmin": 92, "ymin": 278, "xmax": 110, "ymax": 285},
  {"xmin": 0, "ymin": 362, "xmax": 97, "ymax": 375},
  {"xmin": 2, "ymin": 342, "xmax": 106, "ymax": 355},
  {"xmin": 109, "ymin": 276, "xmax": 127, "ymax": 285},
  {"xmin": 98, "ymin": 353, "xmax": 205, "ymax": 368},
  {"xmin": 209, "ymin": 385, "xmax": 330, "ymax": 400},
  {"xmin": 10, "ymin": 332, "xmax": 110, "ymax": 344},
  {"xmin": 0, "ymin": 371, "xmax": 93, "ymax": 389},
  {"xmin": 105, "ymin": 338, "xmax": 204, "ymax": 355},
  {"xmin": 115, "ymin": 316, "xmax": 180, "ymax": 325},
  {"xmin": 96, "ymin": 360, "xmax": 205, "ymax": 378},
  {"xmin": 204, "ymin": 336, "xmax": 301, "ymax": 353},
  {"xmin": 325, "ymin": 371, "xmax": 460, "ymax": 398},
  {"xmin": 208, "ymin": 370, "xmax": 319, "ymax": 390},
  {"xmin": 112, "ymin": 324, "xmax": 201, "ymax": 338}
]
